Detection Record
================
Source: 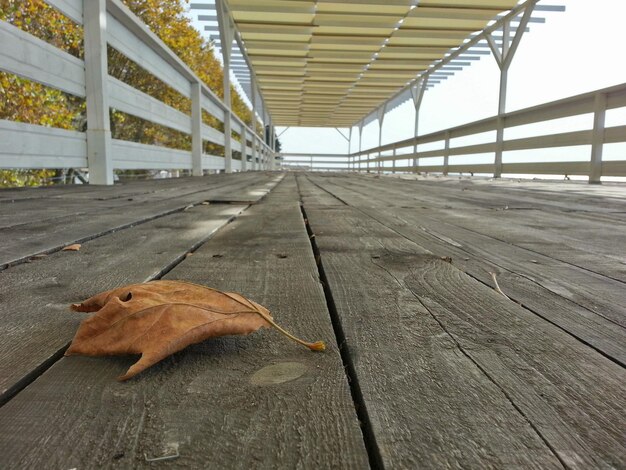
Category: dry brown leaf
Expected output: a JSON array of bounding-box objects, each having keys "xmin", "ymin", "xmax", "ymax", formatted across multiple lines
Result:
[
  {"xmin": 62, "ymin": 244, "xmax": 81, "ymax": 251},
  {"xmin": 66, "ymin": 280, "xmax": 325, "ymax": 380}
]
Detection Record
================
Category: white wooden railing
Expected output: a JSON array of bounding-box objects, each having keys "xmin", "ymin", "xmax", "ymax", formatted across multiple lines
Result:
[
  {"xmin": 0, "ymin": 0, "xmax": 274, "ymax": 184},
  {"xmin": 350, "ymin": 83, "xmax": 626, "ymax": 183}
]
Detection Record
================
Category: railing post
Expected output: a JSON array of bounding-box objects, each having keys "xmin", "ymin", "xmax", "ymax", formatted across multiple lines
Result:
[
  {"xmin": 590, "ymin": 92, "xmax": 607, "ymax": 184},
  {"xmin": 347, "ymin": 126, "xmax": 352, "ymax": 172},
  {"xmin": 443, "ymin": 131, "xmax": 450, "ymax": 176},
  {"xmin": 84, "ymin": 0, "xmax": 113, "ymax": 185},
  {"xmin": 191, "ymin": 82, "xmax": 203, "ymax": 176},
  {"xmin": 267, "ymin": 120, "xmax": 272, "ymax": 171},
  {"xmin": 358, "ymin": 121, "xmax": 364, "ymax": 173},
  {"xmin": 251, "ymin": 83, "xmax": 257, "ymax": 171},
  {"xmin": 240, "ymin": 121, "xmax": 247, "ymax": 171},
  {"xmin": 224, "ymin": 111, "xmax": 232, "ymax": 173},
  {"xmin": 251, "ymin": 134, "xmax": 256, "ymax": 171},
  {"xmin": 377, "ymin": 106, "xmax": 385, "ymax": 175},
  {"xmin": 256, "ymin": 139, "xmax": 260, "ymax": 171},
  {"xmin": 392, "ymin": 145, "xmax": 396, "ymax": 174},
  {"xmin": 216, "ymin": 0, "xmax": 233, "ymax": 173}
]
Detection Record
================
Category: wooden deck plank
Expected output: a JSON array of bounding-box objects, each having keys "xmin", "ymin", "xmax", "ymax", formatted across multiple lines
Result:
[
  {"xmin": 305, "ymin": 174, "xmax": 626, "ymax": 364},
  {"xmin": 0, "ymin": 173, "xmax": 276, "ymax": 229},
  {"xmin": 0, "ymin": 203, "xmax": 246, "ymax": 402},
  {"xmin": 0, "ymin": 173, "xmax": 239, "ymax": 202},
  {"xmin": 0, "ymin": 178, "xmax": 240, "ymax": 233},
  {"xmin": 345, "ymin": 175, "xmax": 626, "ymax": 278},
  {"xmin": 0, "ymin": 174, "xmax": 280, "ymax": 267},
  {"xmin": 363, "ymin": 174, "xmax": 626, "ymax": 215},
  {"xmin": 0, "ymin": 175, "xmax": 369, "ymax": 469},
  {"xmin": 297, "ymin": 177, "xmax": 564, "ymax": 469},
  {"xmin": 299, "ymin": 175, "xmax": 626, "ymax": 469},
  {"xmin": 323, "ymin": 175, "xmax": 626, "ymax": 324}
]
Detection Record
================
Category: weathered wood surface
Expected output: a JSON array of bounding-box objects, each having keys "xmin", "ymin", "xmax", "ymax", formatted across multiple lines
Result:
[
  {"xmin": 0, "ymin": 203, "xmax": 246, "ymax": 402},
  {"xmin": 1, "ymin": 172, "xmax": 625, "ymax": 469},
  {"xmin": 305, "ymin": 174, "xmax": 626, "ymax": 366},
  {"xmin": 346, "ymin": 174, "xmax": 626, "ymax": 276},
  {"xmin": 0, "ymin": 175, "xmax": 368, "ymax": 469},
  {"xmin": 299, "ymin": 175, "xmax": 626, "ymax": 469},
  {"xmin": 0, "ymin": 173, "xmax": 280, "ymax": 267}
]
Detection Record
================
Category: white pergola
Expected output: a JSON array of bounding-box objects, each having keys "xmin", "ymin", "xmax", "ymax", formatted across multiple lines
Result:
[{"xmin": 191, "ymin": 0, "xmax": 563, "ymax": 164}]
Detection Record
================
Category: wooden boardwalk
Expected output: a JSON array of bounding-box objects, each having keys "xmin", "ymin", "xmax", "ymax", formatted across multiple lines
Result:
[{"xmin": 0, "ymin": 172, "xmax": 624, "ymax": 469}]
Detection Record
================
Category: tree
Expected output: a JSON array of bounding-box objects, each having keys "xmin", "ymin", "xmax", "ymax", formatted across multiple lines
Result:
[
  {"xmin": 108, "ymin": 0, "xmax": 257, "ymax": 155},
  {"xmin": 265, "ymin": 125, "xmax": 282, "ymax": 153}
]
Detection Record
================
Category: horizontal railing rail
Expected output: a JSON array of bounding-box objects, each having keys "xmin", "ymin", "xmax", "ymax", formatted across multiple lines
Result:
[
  {"xmin": 0, "ymin": 0, "xmax": 274, "ymax": 184},
  {"xmin": 280, "ymin": 153, "xmax": 350, "ymax": 172},
  {"xmin": 351, "ymin": 83, "xmax": 626, "ymax": 183}
]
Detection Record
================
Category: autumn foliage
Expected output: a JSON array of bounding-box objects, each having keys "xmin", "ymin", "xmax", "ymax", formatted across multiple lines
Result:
[
  {"xmin": 0, "ymin": 0, "xmax": 84, "ymax": 186},
  {"xmin": 0, "ymin": 0, "xmax": 257, "ymax": 186}
]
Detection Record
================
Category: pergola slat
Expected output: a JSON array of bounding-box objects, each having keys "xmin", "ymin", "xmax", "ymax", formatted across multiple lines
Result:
[{"xmin": 224, "ymin": 0, "xmax": 518, "ymax": 126}]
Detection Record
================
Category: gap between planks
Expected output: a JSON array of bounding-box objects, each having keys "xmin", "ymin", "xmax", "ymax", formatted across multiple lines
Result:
[
  {"xmin": 298, "ymin": 174, "xmax": 625, "ymax": 468},
  {"xmin": 304, "ymin": 174, "xmax": 626, "ymax": 366}
]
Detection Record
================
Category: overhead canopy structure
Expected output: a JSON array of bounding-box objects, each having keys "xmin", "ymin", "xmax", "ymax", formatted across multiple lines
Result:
[{"xmin": 220, "ymin": 0, "xmax": 520, "ymax": 127}]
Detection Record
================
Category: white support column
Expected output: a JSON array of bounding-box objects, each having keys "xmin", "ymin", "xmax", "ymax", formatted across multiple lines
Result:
[
  {"xmin": 494, "ymin": 74, "xmax": 507, "ymax": 178},
  {"xmin": 84, "ymin": 0, "xmax": 113, "ymax": 185},
  {"xmin": 358, "ymin": 122, "xmax": 363, "ymax": 172},
  {"xmin": 487, "ymin": 3, "xmax": 535, "ymax": 178},
  {"xmin": 216, "ymin": 0, "xmax": 234, "ymax": 173},
  {"xmin": 411, "ymin": 77, "xmax": 427, "ymax": 173},
  {"xmin": 377, "ymin": 105, "xmax": 386, "ymax": 175},
  {"xmin": 251, "ymin": 84, "xmax": 257, "ymax": 171},
  {"xmin": 191, "ymin": 82, "xmax": 203, "ymax": 176},
  {"xmin": 590, "ymin": 92, "xmax": 607, "ymax": 184}
]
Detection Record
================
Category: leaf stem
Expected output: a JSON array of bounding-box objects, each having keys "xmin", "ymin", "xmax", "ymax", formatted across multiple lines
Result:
[{"xmin": 255, "ymin": 310, "xmax": 325, "ymax": 351}]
